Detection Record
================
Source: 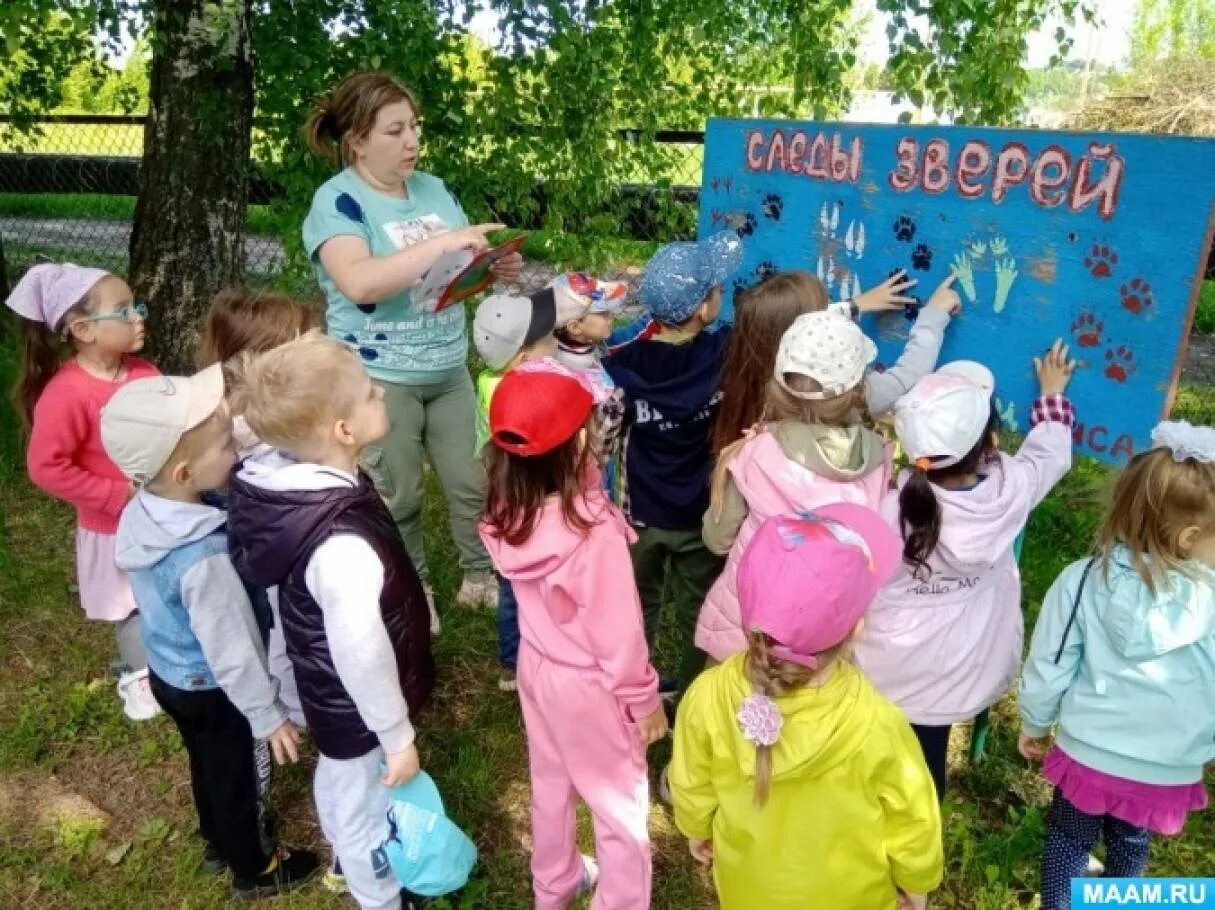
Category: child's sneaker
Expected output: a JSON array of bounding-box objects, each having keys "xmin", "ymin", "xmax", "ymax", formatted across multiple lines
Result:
[
  {"xmin": 117, "ymin": 668, "xmax": 161, "ymax": 721},
  {"xmin": 198, "ymin": 841, "xmax": 226, "ymax": 875},
  {"xmin": 498, "ymin": 669, "xmax": 517, "ymax": 692},
  {"xmin": 457, "ymin": 574, "xmax": 498, "ymax": 608},
  {"xmin": 575, "ymin": 854, "xmax": 599, "ymax": 898},
  {"xmin": 232, "ymin": 846, "xmax": 319, "ymax": 900},
  {"xmin": 322, "ymin": 856, "xmax": 348, "ymax": 894}
]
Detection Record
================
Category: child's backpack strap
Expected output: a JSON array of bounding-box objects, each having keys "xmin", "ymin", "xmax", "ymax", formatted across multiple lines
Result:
[{"xmin": 1054, "ymin": 557, "xmax": 1098, "ymax": 665}]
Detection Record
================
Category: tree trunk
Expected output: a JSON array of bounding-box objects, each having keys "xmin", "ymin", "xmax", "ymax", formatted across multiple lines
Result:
[
  {"xmin": 129, "ymin": 0, "xmax": 254, "ymax": 373},
  {"xmin": 0, "ymin": 232, "xmax": 9, "ymax": 299}
]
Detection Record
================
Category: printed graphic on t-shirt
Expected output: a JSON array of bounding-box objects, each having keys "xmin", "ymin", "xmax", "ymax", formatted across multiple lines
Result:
[
  {"xmin": 382, "ymin": 213, "xmax": 449, "ymax": 250},
  {"xmin": 335, "ymin": 212, "xmax": 466, "ymax": 373}
]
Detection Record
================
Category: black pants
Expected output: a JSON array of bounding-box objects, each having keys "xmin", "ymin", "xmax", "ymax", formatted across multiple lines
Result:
[
  {"xmin": 149, "ymin": 672, "xmax": 273, "ymax": 879},
  {"xmin": 910, "ymin": 723, "xmax": 951, "ymax": 800}
]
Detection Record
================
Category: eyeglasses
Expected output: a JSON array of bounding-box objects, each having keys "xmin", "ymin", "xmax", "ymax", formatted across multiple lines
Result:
[{"xmin": 72, "ymin": 302, "xmax": 149, "ymax": 326}]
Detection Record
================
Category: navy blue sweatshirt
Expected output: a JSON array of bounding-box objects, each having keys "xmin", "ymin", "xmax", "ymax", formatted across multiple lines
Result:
[{"xmin": 603, "ymin": 324, "xmax": 731, "ymax": 530}]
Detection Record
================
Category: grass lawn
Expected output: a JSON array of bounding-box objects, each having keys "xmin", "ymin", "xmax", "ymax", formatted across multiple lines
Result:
[{"xmin": 3, "ymin": 321, "xmax": 1215, "ymax": 909}]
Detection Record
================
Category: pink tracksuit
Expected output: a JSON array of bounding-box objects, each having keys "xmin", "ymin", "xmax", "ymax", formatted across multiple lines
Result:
[{"xmin": 480, "ymin": 489, "xmax": 660, "ymax": 910}]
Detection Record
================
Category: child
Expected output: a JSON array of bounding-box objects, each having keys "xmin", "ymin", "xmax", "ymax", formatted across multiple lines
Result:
[
  {"xmin": 854, "ymin": 342, "xmax": 1076, "ymax": 798},
  {"xmin": 7, "ymin": 262, "xmax": 161, "ymax": 720},
  {"xmin": 712, "ymin": 269, "xmax": 955, "ymax": 455},
  {"xmin": 101, "ymin": 366, "xmax": 317, "ymax": 897},
  {"xmin": 670, "ymin": 508, "xmax": 942, "ymax": 910},
  {"xmin": 696, "ymin": 309, "xmax": 892, "ymax": 662},
  {"xmin": 551, "ymin": 272, "xmax": 629, "ymax": 464},
  {"xmin": 226, "ymin": 332, "xmax": 435, "ymax": 910},
  {"xmin": 472, "ymin": 288, "xmax": 558, "ymax": 690},
  {"xmin": 472, "ymin": 289, "xmax": 558, "ymax": 456},
  {"xmin": 602, "ymin": 230, "xmax": 743, "ymax": 696},
  {"xmin": 1019, "ymin": 422, "xmax": 1215, "ymax": 909},
  {"xmin": 478, "ymin": 367, "xmax": 667, "ymax": 909},
  {"xmin": 195, "ymin": 285, "xmax": 322, "ymax": 725}
]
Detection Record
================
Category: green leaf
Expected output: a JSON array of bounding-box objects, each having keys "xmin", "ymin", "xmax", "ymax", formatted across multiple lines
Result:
[{"xmin": 104, "ymin": 842, "xmax": 131, "ymax": 866}]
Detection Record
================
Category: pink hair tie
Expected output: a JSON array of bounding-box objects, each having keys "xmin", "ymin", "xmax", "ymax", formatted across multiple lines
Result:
[{"xmin": 737, "ymin": 693, "xmax": 783, "ymax": 747}]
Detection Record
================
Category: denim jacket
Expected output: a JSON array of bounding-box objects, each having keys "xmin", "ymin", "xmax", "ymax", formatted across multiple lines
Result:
[{"xmin": 116, "ymin": 492, "xmax": 287, "ymax": 739}]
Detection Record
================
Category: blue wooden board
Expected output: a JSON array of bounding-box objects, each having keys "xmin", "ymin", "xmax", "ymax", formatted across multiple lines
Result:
[{"xmin": 700, "ymin": 118, "xmax": 1215, "ymax": 464}]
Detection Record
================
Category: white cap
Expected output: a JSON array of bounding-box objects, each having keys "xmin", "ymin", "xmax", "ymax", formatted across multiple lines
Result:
[
  {"xmin": 100, "ymin": 364, "xmax": 226, "ymax": 485},
  {"xmin": 472, "ymin": 289, "xmax": 557, "ymax": 371},
  {"xmin": 774, "ymin": 310, "xmax": 877, "ymax": 400},
  {"xmin": 894, "ymin": 361, "xmax": 995, "ymax": 467}
]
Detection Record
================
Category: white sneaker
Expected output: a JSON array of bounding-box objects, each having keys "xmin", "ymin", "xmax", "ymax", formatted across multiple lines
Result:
[
  {"xmin": 575, "ymin": 854, "xmax": 599, "ymax": 898},
  {"xmin": 425, "ymin": 588, "xmax": 441, "ymax": 636},
  {"xmin": 117, "ymin": 668, "xmax": 161, "ymax": 721},
  {"xmin": 457, "ymin": 575, "xmax": 498, "ymax": 608}
]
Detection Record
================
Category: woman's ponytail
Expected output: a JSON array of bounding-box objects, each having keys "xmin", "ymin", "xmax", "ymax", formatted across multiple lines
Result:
[
  {"xmin": 303, "ymin": 98, "xmax": 341, "ymax": 161},
  {"xmin": 899, "ymin": 459, "xmax": 941, "ymax": 581}
]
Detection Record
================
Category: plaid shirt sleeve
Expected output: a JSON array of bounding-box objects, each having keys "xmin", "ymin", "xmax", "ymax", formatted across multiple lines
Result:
[{"xmin": 1030, "ymin": 394, "xmax": 1075, "ymax": 428}]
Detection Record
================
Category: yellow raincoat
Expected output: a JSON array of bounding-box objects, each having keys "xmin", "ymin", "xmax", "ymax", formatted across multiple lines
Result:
[{"xmin": 670, "ymin": 654, "xmax": 942, "ymax": 909}]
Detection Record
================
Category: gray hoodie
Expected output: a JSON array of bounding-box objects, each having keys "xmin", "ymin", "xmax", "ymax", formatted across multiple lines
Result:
[{"xmin": 115, "ymin": 492, "xmax": 287, "ymax": 739}]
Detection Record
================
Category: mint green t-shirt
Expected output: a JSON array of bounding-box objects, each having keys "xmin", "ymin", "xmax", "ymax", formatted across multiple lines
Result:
[{"xmin": 302, "ymin": 167, "xmax": 470, "ymax": 384}]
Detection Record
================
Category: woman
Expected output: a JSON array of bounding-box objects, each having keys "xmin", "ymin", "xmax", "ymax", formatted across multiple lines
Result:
[{"xmin": 302, "ymin": 70, "xmax": 521, "ymax": 614}]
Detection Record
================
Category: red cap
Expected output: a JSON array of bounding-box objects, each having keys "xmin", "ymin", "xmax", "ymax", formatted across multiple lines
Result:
[{"xmin": 489, "ymin": 368, "xmax": 594, "ymax": 456}]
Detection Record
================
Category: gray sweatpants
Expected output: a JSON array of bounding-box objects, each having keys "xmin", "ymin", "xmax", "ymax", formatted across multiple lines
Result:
[
  {"xmin": 361, "ymin": 368, "xmax": 492, "ymax": 582},
  {"xmin": 314, "ymin": 748, "xmax": 400, "ymax": 910}
]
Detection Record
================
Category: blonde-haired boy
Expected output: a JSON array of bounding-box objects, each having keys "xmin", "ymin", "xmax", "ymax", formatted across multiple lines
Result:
[
  {"xmin": 226, "ymin": 332, "xmax": 435, "ymax": 910},
  {"xmin": 101, "ymin": 366, "xmax": 317, "ymax": 899}
]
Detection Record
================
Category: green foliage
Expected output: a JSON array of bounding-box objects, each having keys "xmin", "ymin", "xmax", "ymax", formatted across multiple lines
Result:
[
  {"xmin": 877, "ymin": 0, "xmax": 1097, "ymax": 124},
  {"xmin": 1131, "ymin": 0, "xmax": 1215, "ymax": 66}
]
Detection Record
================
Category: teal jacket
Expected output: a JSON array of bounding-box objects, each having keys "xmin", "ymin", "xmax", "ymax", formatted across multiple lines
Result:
[{"xmin": 1020, "ymin": 548, "xmax": 1215, "ymax": 785}]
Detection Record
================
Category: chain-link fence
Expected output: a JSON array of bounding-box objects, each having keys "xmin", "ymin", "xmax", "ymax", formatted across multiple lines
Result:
[{"xmin": 0, "ymin": 114, "xmax": 703, "ymax": 295}]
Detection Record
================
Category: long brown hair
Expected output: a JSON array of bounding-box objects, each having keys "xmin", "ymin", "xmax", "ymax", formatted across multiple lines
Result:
[
  {"xmin": 11, "ymin": 288, "xmax": 100, "ymax": 429},
  {"xmin": 712, "ymin": 271, "xmax": 828, "ymax": 455},
  {"xmin": 743, "ymin": 630, "xmax": 846, "ymax": 808},
  {"xmin": 305, "ymin": 71, "xmax": 421, "ymax": 165},
  {"xmin": 709, "ymin": 375, "xmax": 869, "ymax": 519},
  {"xmin": 483, "ymin": 421, "xmax": 598, "ymax": 546},
  {"xmin": 195, "ymin": 286, "xmax": 321, "ymax": 369},
  {"xmin": 1096, "ymin": 445, "xmax": 1215, "ymax": 593},
  {"xmin": 898, "ymin": 403, "xmax": 1001, "ymax": 580}
]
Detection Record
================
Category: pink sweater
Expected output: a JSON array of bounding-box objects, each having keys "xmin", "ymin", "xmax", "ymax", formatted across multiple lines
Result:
[
  {"xmin": 27, "ymin": 357, "xmax": 160, "ymax": 534},
  {"xmin": 479, "ymin": 489, "xmax": 661, "ymax": 721}
]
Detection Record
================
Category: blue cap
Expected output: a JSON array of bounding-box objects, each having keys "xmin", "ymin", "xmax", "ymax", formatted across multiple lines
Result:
[
  {"xmin": 381, "ymin": 772, "xmax": 477, "ymax": 897},
  {"xmin": 638, "ymin": 230, "xmax": 744, "ymax": 325}
]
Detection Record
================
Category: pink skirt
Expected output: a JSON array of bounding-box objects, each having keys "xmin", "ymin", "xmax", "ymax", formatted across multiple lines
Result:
[
  {"xmin": 1045, "ymin": 746, "xmax": 1208, "ymax": 836},
  {"xmin": 76, "ymin": 528, "xmax": 137, "ymax": 622}
]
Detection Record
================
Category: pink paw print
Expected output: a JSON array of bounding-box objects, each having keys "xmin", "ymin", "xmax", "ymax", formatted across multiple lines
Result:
[
  {"xmin": 1104, "ymin": 345, "xmax": 1136, "ymax": 383},
  {"xmin": 1120, "ymin": 278, "xmax": 1154, "ymax": 315},
  {"xmin": 1084, "ymin": 243, "xmax": 1117, "ymax": 278},
  {"xmin": 1070, "ymin": 312, "xmax": 1104, "ymax": 348}
]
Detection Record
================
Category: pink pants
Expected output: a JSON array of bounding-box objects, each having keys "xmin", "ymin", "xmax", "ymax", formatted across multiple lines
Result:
[{"xmin": 517, "ymin": 644, "xmax": 652, "ymax": 910}]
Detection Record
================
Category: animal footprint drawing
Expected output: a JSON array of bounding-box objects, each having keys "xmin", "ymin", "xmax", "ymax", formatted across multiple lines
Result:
[
  {"xmin": 710, "ymin": 209, "xmax": 757, "ymax": 237},
  {"xmin": 911, "ymin": 243, "xmax": 933, "ymax": 271},
  {"xmin": 1104, "ymin": 346, "xmax": 1137, "ymax": 383},
  {"xmin": 995, "ymin": 398, "xmax": 1019, "ymax": 434},
  {"xmin": 1084, "ymin": 244, "xmax": 1118, "ymax": 278},
  {"xmin": 1070, "ymin": 312, "xmax": 1104, "ymax": 348},
  {"xmin": 816, "ymin": 200, "xmax": 865, "ymax": 301},
  {"xmin": 755, "ymin": 260, "xmax": 779, "ymax": 282},
  {"xmin": 950, "ymin": 252, "xmax": 976, "ymax": 302},
  {"xmin": 1120, "ymin": 278, "xmax": 1154, "ymax": 315},
  {"xmin": 761, "ymin": 194, "xmax": 783, "ymax": 222},
  {"xmin": 993, "ymin": 251, "xmax": 1018, "ymax": 313},
  {"xmin": 893, "ymin": 215, "xmax": 916, "ymax": 242}
]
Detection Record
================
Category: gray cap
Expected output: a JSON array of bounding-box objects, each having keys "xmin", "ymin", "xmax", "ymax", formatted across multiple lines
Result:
[{"xmin": 472, "ymin": 289, "xmax": 557, "ymax": 371}]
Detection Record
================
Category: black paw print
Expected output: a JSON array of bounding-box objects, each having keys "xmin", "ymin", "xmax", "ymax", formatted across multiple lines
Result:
[
  {"xmin": 732, "ymin": 277, "xmax": 752, "ymax": 297},
  {"xmin": 911, "ymin": 243, "xmax": 933, "ymax": 271},
  {"xmin": 735, "ymin": 211, "xmax": 758, "ymax": 237},
  {"xmin": 761, "ymin": 194, "xmax": 783, "ymax": 222},
  {"xmin": 893, "ymin": 215, "xmax": 916, "ymax": 242},
  {"xmin": 755, "ymin": 260, "xmax": 778, "ymax": 281},
  {"xmin": 903, "ymin": 295, "xmax": 923, "ymax": 321}
]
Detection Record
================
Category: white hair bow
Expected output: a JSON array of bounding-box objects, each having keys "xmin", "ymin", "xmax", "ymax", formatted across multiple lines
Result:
[{"xmin": 1151, "ymin": 420, "xmax": 1215, "ymax": 464}]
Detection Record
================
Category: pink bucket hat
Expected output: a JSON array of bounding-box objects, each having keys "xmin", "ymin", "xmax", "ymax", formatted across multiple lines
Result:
[
  {"xmin": 737, "ymin": 506, "xmax": 901, "ymax": 668},
  {"xmin": 5, "ymin": 262, "xmax": 111, "ymax": 332}
]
